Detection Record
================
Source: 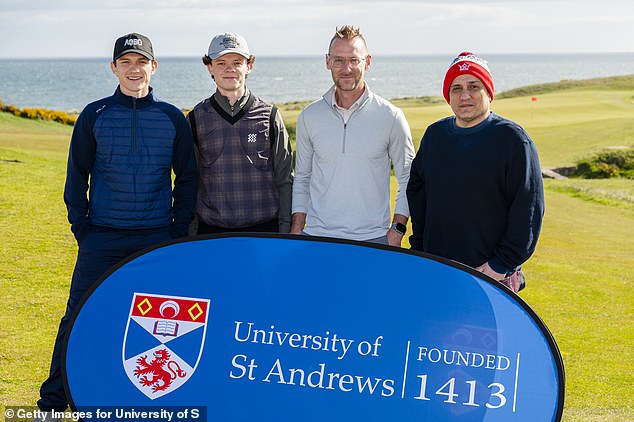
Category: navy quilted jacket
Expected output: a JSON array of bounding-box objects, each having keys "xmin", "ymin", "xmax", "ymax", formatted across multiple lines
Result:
[{"xmin": 64, "ymin": 87, "xmax": 197, "ymax": 239}]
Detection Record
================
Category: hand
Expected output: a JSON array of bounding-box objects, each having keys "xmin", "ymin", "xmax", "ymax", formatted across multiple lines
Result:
[
  {"xmin": 475, "ymin": 262, "xmax": 506, "ymax": 281},
  {"xmin": 499, "ymin": 270, "xmax": 524, "ymax": 293},
  {"xmin": 290, "ymin": 212, "xmax": 307, "ymax": 235},
  {"xmin": 386, "ymin": 228, "xmax": 404, "ymax": 247}
]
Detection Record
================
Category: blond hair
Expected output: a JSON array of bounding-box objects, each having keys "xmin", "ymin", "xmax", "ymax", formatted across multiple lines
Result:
[{"xmin": 329, "ymin": 25, "xmax": 367, "ymax": 51}]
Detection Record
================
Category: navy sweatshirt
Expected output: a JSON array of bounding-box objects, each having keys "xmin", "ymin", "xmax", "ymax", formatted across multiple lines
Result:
[{"xmin": 406, "ymin": 113, "xmax": 544, "ymax": 274}]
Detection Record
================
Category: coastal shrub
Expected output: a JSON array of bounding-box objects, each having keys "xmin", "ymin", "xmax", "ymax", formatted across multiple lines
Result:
[
  {"xmin": 573, "ymin": 147, "xmax": 634, "ymax": 179},
  {"xmin": 285, "ymin": 122, "xmax": 296, "ymax": 144},
  {"xmin": 0, "ymin": 99, "xmax": 76, "ymax": 126}
]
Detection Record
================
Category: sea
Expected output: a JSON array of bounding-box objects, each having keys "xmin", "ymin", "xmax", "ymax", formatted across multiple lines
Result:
[{"xmin": 1, "ymin": 53, "xmax": 633, "ymax": 113}]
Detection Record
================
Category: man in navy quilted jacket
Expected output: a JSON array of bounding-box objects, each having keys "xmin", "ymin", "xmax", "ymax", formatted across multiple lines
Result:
[{"xmin": 34, "ymin": 33, "xmax": 197, "ymax": 419}]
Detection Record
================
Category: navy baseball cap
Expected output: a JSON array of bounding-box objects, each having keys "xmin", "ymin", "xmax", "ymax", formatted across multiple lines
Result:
[{"xmin": 113, "ymin": 33, "xmax": 154, "ymax": 61}]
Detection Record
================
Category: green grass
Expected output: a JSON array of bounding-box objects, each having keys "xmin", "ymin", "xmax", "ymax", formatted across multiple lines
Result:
[
  {"xmin": 0, "ymin": 112, "xmax": 75, "ymax": 409},
  {"xmin": 2, "ymin": 76, "xmax": 634, "ymax": 420},
  {"xmin": 526, "ymin": 180, "xmax": 633, "ymax": 421},
  {"xmin": 547, "ymin": 178, "xmax": 634, "ymax": 209},
  {"xmin": 280, "ymin": 76, "xmax": 634, "ymax": 167}
]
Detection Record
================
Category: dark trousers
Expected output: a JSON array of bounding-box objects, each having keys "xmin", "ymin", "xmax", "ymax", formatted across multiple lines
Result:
[
  {"xmin": 37, "ymin": 228, "xmax": 171, "ymax": 411},
  {"xmin": 197, "ymin": 218, "xmax": 279, "ymax": 235}
]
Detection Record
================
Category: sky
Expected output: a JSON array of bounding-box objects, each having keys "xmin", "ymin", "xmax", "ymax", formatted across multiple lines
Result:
[{"xmin": 0, "ymin": 0, "xmax": 632, "ymax": 59}]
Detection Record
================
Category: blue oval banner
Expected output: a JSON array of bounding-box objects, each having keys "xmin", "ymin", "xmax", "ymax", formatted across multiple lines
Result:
[{"xmin": 63, "ymin": 235, "xmax": 564, "ymax": 421}]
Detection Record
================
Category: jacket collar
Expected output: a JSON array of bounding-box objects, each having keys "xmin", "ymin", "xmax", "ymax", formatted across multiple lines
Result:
[
  {"xmin": 323, "ymin": 83, "xmax": 372, "ymax": 110},
  {"xmin": 114, "ymin": 86, "xmax": 156, "ymax": 108},
  {"xmin": 212, "ymin": 87, "xmax": 251, "ymax": 116}
]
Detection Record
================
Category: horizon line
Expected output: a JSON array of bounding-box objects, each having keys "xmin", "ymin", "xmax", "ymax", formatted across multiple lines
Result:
[{"xmin": 1, "ymin": 51, "xmax": 633, "ymax": 61}]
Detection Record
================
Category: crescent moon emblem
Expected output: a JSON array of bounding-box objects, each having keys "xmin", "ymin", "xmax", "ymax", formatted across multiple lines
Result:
[{"xmin": 159, "ymin": 300, "xmax": 180, "ymax": 318}]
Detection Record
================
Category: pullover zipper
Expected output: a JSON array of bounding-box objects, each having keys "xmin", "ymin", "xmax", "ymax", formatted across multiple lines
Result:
[
  {"xmin": 132, "ymin": 97, "xmax": 137, "ymax": 152},
  {"xmin": 327, "ymin": 93, "xmax": 367, "ymax": 154},
  {"xmin": 132, "ymin": 97, "xmax": 137, "ymax": 197},
  {"xmin": 342, "ymin": 122, "xmax": 347, "ymax": 154}
]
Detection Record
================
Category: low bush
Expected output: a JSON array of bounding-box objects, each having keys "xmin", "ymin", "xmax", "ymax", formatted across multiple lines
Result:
[
  {"xmin": 0, "ymin": 99, "xmax": 76, "ymax": 126},
  {"xmin": 573, "ymin": 147, "xmax": 634, "ymax": 179}
]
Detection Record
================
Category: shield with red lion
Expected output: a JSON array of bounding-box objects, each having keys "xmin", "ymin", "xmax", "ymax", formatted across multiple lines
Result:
[{"xmin": 122, "ymin": 292, "xmax": 210, "ymax": 399}]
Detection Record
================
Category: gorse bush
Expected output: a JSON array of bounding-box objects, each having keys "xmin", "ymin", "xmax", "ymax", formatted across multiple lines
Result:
[
  {"xmin": 0, "ymin": 99, "xmax": 76, "ymax": 126},
  {"xmin": 574, "ymin": 147, "xmax": 634, "ymax": 179}
]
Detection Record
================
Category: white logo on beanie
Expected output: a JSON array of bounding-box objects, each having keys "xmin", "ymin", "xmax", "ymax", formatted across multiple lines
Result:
[
  {"xmin": 450, "ymin": 54, "xmax": 488, "ymax": 68},
  {"xmin": 450, "ymin": 54, "xmax": 491, "ymax": 74}
]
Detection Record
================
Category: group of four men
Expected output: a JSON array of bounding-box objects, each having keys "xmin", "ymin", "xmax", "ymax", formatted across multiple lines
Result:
[{"xmin": 35, "ymin": 26, "xmax": 544, "ymax": 418}]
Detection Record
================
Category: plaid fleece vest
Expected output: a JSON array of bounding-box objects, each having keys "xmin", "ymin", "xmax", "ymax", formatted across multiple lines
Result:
[{"xmin": 191, "ymin": 94, "xmax": 279, "ymax": 228}]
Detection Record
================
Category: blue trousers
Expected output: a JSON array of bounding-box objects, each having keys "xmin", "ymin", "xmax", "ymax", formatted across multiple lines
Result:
[{"xmin": 37, "ymin": 228, "xmax": 171, "ymax": 411}]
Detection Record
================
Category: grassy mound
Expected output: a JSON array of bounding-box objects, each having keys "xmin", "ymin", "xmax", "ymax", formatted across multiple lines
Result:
[{"xmin": 496, "ymin": 74, "xmax": 634, "ymax": 99}]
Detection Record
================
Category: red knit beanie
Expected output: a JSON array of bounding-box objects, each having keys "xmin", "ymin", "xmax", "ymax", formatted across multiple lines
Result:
[{"xmin": 442, "ymin": 52, "xmax": 494, "ymax": 103}]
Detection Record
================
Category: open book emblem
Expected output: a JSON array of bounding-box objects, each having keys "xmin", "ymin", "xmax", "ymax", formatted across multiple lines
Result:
[
  {"xmin": 153, "ymin": 320, "xmax": 179, "ymax": 337},
  {"xmin": 122, "ymin": 293, "xmax": 210, "ymax": 399}
]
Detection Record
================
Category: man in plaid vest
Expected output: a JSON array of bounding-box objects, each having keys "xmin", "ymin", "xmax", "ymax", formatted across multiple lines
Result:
[{"xmin": 188, "ymin": 33, "xmax": 293, "ymax": 234}]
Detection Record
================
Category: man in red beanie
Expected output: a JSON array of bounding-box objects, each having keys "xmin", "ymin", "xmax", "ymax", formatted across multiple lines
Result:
[{"xmin": 406, "ymin": 52, "xmax": 544, "ymax": 293}]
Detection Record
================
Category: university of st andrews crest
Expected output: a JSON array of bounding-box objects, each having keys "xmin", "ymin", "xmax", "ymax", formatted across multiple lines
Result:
[{"xmin": 122, "ymin": 293, "xmax": 210, "ymax": 399}]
